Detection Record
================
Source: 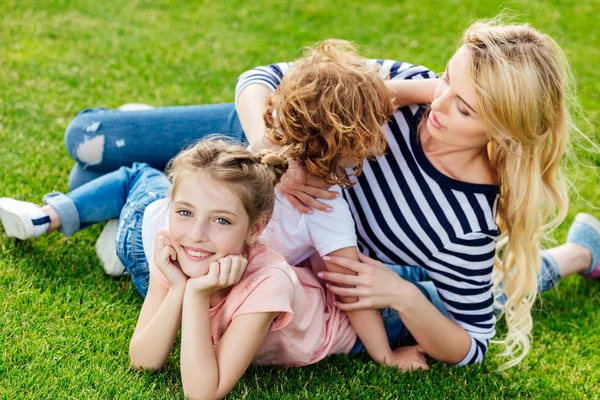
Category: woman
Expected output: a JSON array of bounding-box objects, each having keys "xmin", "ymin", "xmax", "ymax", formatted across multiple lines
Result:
[{"xmin": 61, "ymin": 20, "xmax": 598, "ymax": 367}]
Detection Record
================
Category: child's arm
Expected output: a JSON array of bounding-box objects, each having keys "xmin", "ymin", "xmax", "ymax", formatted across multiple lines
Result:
[
  {"xmin": 180, "ymin": 258, "xmax": 278, "ymax": 400},
  {"xmin": 324, "ymin": 246, "xmax": 395, "ymax": 366},
  {"xmin": 129, "ymin": 230, "xmax": 188, "ymax": 370},
  {"xmin": 129, "ymin": 275, "xmax": 185, "ymax": 369},
  {"xmin": 385, "ymin": 78, "xmax": 439, "ymax": 107}
]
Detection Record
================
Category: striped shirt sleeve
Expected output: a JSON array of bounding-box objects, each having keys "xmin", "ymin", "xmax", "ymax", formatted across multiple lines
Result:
[
  {"xmin": 430, "ymin": 233, "xmax": 497, "ymax": 365},
  {"xmin": 234, "ymin": 62, "xmax": 292, "ymax": 109}
]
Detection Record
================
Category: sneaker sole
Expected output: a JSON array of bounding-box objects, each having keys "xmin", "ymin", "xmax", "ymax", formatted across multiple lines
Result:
[
  {"xmin": 0, "ymin": 201, "xmax": 32, "ymax": 240},
  {"xmin": 575, "ymin": 213, "xmax": 600, "ymax": 235},
  {"xmin": 95, "ymin": 219, "xmax": 126, "ymax": 277}
]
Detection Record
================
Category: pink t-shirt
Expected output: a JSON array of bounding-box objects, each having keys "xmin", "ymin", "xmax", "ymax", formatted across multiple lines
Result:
[{"xmin": 149, "ymin": 243, "xmax": 357, "ymax": 366}]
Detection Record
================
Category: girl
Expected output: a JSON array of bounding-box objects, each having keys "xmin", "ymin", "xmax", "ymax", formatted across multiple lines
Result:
[
  {"xmin": 60, "ymin": 20, "xmax": 598, "ymax": 368},
  {"xmin": 0, "ymin": 138, "xmax": 433, "ymax": 399}
]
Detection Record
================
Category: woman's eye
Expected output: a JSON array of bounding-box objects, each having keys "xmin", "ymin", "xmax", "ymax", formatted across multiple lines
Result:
[
  {"xmin": 457, "ymin": 103, "xmax": 470, "ymax": 117},
  {"xmin": 215, "ymin": 217, "xmax": 231, "ymax": 225},
  {"xmin": 177, "ymin": 210, "xmax": 192, "ymax": 217}
]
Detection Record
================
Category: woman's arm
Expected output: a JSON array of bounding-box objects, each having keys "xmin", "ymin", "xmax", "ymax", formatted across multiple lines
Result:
[
  {"xmin": 385, "ymin": 78, "xmax": 439, "ymax": 107},
  {"xmin": 320, "ymin": 254, "xmax": 474, "ymax": 364},
  {"xmin": 180, "ymin": 289, "xmax": 277, "ymax": 400},
  {"xmin": 324, "ymin": 247, "xmax": 394, "ymax": 365},
  {"xmin": 129, "ymin": 274, "xmax": 186, "ymax": 369},
  {"xmin": 236, "ymin": 83, "xmax": 279, "ymax": 152}
]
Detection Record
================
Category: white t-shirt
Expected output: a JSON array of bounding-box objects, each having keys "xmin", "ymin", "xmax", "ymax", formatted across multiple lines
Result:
[
  {"xmin": 141, "ymin": 187, "xmax": 357, "ymax": 267},
  {"xmin": 141, "ymin": 198, "xmax": 170, "ymax": 264},
  {"xmin": 260, "ymin": 186, "xmax": 357, "ymax": 265}
]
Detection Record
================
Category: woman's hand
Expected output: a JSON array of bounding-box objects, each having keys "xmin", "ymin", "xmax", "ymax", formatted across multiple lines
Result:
[
  {"xmin": 278, "ymin": 159, "xmax": 339, "ymax": 214},
  {"xmin": 153, "ymin": 230, "xmax": 188, "ymax": 287},
  {"xmin": 186, "ymin": 255, "xmax": 248, "ymax": 296},
  {"xmin": 391, "ymin": 345, "xmax": 429, "ymax": 371},
  {"xmin": 318, "ymin": 252, "xmax": 419, "ymax": 311}
]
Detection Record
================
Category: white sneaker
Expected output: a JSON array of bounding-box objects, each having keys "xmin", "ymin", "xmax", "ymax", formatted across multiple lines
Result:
[
  {"xmin": 0, "ymin": 198, "xmax": 50, "ymax": 240},
  {"xmin": 95, "ymin": 219, "xmax": 126, "ymax": 277}
]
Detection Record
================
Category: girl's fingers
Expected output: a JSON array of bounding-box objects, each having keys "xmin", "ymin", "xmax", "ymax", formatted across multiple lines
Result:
[
  {"xmin": 217, "ymin": 258, "xmax": 232, "ymax": 284},
  {"xmin": 319, "ymin": 270, "xmax": 362, "ymax": 286}
]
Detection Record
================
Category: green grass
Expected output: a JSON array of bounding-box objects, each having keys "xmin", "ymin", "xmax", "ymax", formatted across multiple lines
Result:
[{"xmin": 0, "ymin": 1, "xmax": 599, "ymax": 398}]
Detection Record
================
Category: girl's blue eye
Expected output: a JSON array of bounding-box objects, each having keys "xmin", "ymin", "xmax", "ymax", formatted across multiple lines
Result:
[
  {"xmin": 177, "ymin": 210, "xmax": 192, "ymax": 217},
  {"xmin": 215, "ymin": 217, "xmax": 231, "ymax": 225}
]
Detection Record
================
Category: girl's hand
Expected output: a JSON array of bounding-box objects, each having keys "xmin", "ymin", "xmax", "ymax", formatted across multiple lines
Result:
[
  {"xmin": 153, "ymin": 230, "xmax": 188, "ymax": 287},
  {"xmin": 186, "ymin": 255, "xmax": 248, "ymax": 296},
  {"xmin": 319, "ymin": 252, "xmax": 419, "ymax": 311},
  {"xmin": 278, "ymin": 159, "xmax": 339, "ymax": 214},
  {"xmin": 392, "ymin": 345, "xmax": 429, "ymax": 371}
]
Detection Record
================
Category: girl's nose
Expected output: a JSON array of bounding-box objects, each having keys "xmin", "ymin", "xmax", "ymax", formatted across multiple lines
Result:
[{"xmin": 188, "ymin": 222, "xmax": 209, "ymax": 242}]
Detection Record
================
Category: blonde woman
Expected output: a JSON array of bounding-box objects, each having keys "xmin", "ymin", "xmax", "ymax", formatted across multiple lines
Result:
[{"xmin": 317, "ymin": 21, "xmax": 599, "ymax": 368}]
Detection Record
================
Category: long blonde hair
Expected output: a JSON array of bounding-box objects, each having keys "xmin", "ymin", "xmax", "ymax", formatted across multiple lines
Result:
[{"xmin": 463, "ymin": 20, "xmax": 573, "ymax": 367}]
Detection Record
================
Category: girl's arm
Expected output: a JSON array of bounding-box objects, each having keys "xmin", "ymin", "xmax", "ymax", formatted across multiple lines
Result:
[
  {"xmin": 180, "ymin": 258, "xmax": 277, "ymax": 400},
  {"xmin": 181, "ymin": 289, "xmax": 277, "ymax": 400},
  {"xmin": 129, "ymin": 273, "xmax": 186, "ymax": 369},
  {"xmin": 323, "ymin": 247, "xmax": 394, "ymax": 366}
]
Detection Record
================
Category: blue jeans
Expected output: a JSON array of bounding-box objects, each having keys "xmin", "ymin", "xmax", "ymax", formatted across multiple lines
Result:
[
  {"xmin": 43, "ymin": 163, "xmax": 170, "ymax": 296},
  {"xmin": 348, "ymin": 252, "xmax": 561, "ymax": 353},
  {"xmin": 64, "ymin": 104, "xmax": 245, "ymax": 190}
]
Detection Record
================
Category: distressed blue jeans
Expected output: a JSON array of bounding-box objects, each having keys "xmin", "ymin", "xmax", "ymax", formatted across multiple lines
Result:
[
  {"xmin": 64, "ymin": 104, "xmax": 245, "ymax": 190},
  {"xmin": 43, "ymin": 163, "xmax": 170, "ymax": 296}
]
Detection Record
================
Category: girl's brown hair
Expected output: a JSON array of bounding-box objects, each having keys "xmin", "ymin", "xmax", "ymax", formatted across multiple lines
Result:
[
  {"xmin": 165, "ymin": 137, "xmax": 289, "ymax": 225},
  {"xmin": 264, "ymin": 39, "xmax": 395, "ymax": 188}
]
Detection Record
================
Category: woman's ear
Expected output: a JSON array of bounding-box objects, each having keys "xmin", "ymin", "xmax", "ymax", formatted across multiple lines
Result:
[{"xmin": 247, "ymin": 216, "xmax": 268, "ymax": 244}]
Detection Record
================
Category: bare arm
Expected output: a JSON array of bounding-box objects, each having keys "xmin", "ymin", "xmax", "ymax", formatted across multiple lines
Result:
[
  {"xmin": 180, "ymin": 289, "xmax": 277, "ymax": 400},
  {"xmin": 129, "ymin": 274, "xmax": 185, "ymax": 369},
  {"xmin": 385, "ymin": 78, "xmax": 439, "ymax": 107},
  {"xmin": 390, "ymin": 285, "xmax": 471, "ymax": 364},
  {"xmin": 236, "ymin": 84, "xmax": 279, "ymax": 152},
  {"xmin": 324, "ymin": 247, "xmax": 394, "ymax": 365},
  {"xmin": 320, "ymin": 254, "xmax": 473, "ymax": 364}
]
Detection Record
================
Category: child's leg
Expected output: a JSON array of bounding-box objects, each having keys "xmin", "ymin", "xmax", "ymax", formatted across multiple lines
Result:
[
  {"xmin": 114, "ymin": 167, "xmax": 171, "ymax": 297},
  {"xmin": 65, "ymin": 104, "xmax": 245, "ymax": 189},
  {"xmin": 0, "ymin": 163, "xmax": 160, "ymax": 240}
]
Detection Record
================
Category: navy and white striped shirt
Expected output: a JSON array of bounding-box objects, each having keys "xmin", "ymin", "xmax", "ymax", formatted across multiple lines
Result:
[{"xmin": 236, "ymin": 60, "xmax": 500, "ymax": 365}]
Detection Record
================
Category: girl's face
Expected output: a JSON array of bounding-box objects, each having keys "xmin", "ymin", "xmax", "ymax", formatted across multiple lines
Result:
[
  {"xmin": 168, "ymin": 171, "xmax": 255, "ymax": 279},
  {"xmin": 427, "ymin": 46, "xmax": 488, "ymax": 149}
]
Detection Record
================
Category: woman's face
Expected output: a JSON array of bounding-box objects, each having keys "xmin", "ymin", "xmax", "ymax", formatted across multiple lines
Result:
[
  {"xmin": 168, "ymin": 171, "xmax": 252, "ymax": 278},
  {"xmin": 427, "ymin": 46, "xmax": 488, "ymax": 149}
]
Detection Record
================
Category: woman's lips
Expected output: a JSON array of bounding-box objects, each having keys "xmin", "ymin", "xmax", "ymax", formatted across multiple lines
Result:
[{"xmin": 429, "ymin": 112, "xmax": 445, "ymax": 130}]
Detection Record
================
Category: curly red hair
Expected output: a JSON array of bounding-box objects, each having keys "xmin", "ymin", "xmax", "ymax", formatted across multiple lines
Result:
[{"xmin": 264, "ymin": 39, "xmax": 394, "ymax": 188}]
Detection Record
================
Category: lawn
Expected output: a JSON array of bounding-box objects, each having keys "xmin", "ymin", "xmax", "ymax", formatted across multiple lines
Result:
[{"xmin": 0, "ymin": 0, "xmax": 599, "ymax": 399}]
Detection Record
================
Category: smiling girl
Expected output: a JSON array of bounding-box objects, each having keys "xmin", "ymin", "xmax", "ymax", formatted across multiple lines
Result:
[{"xmin": 1, "ymin": 138, "xmax": 432, "ymax": 399}]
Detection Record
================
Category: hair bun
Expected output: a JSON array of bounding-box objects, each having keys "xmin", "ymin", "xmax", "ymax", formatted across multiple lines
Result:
[{"xmin": 258, "ymin": 150, "xmax": 289, "ymax": 185}]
